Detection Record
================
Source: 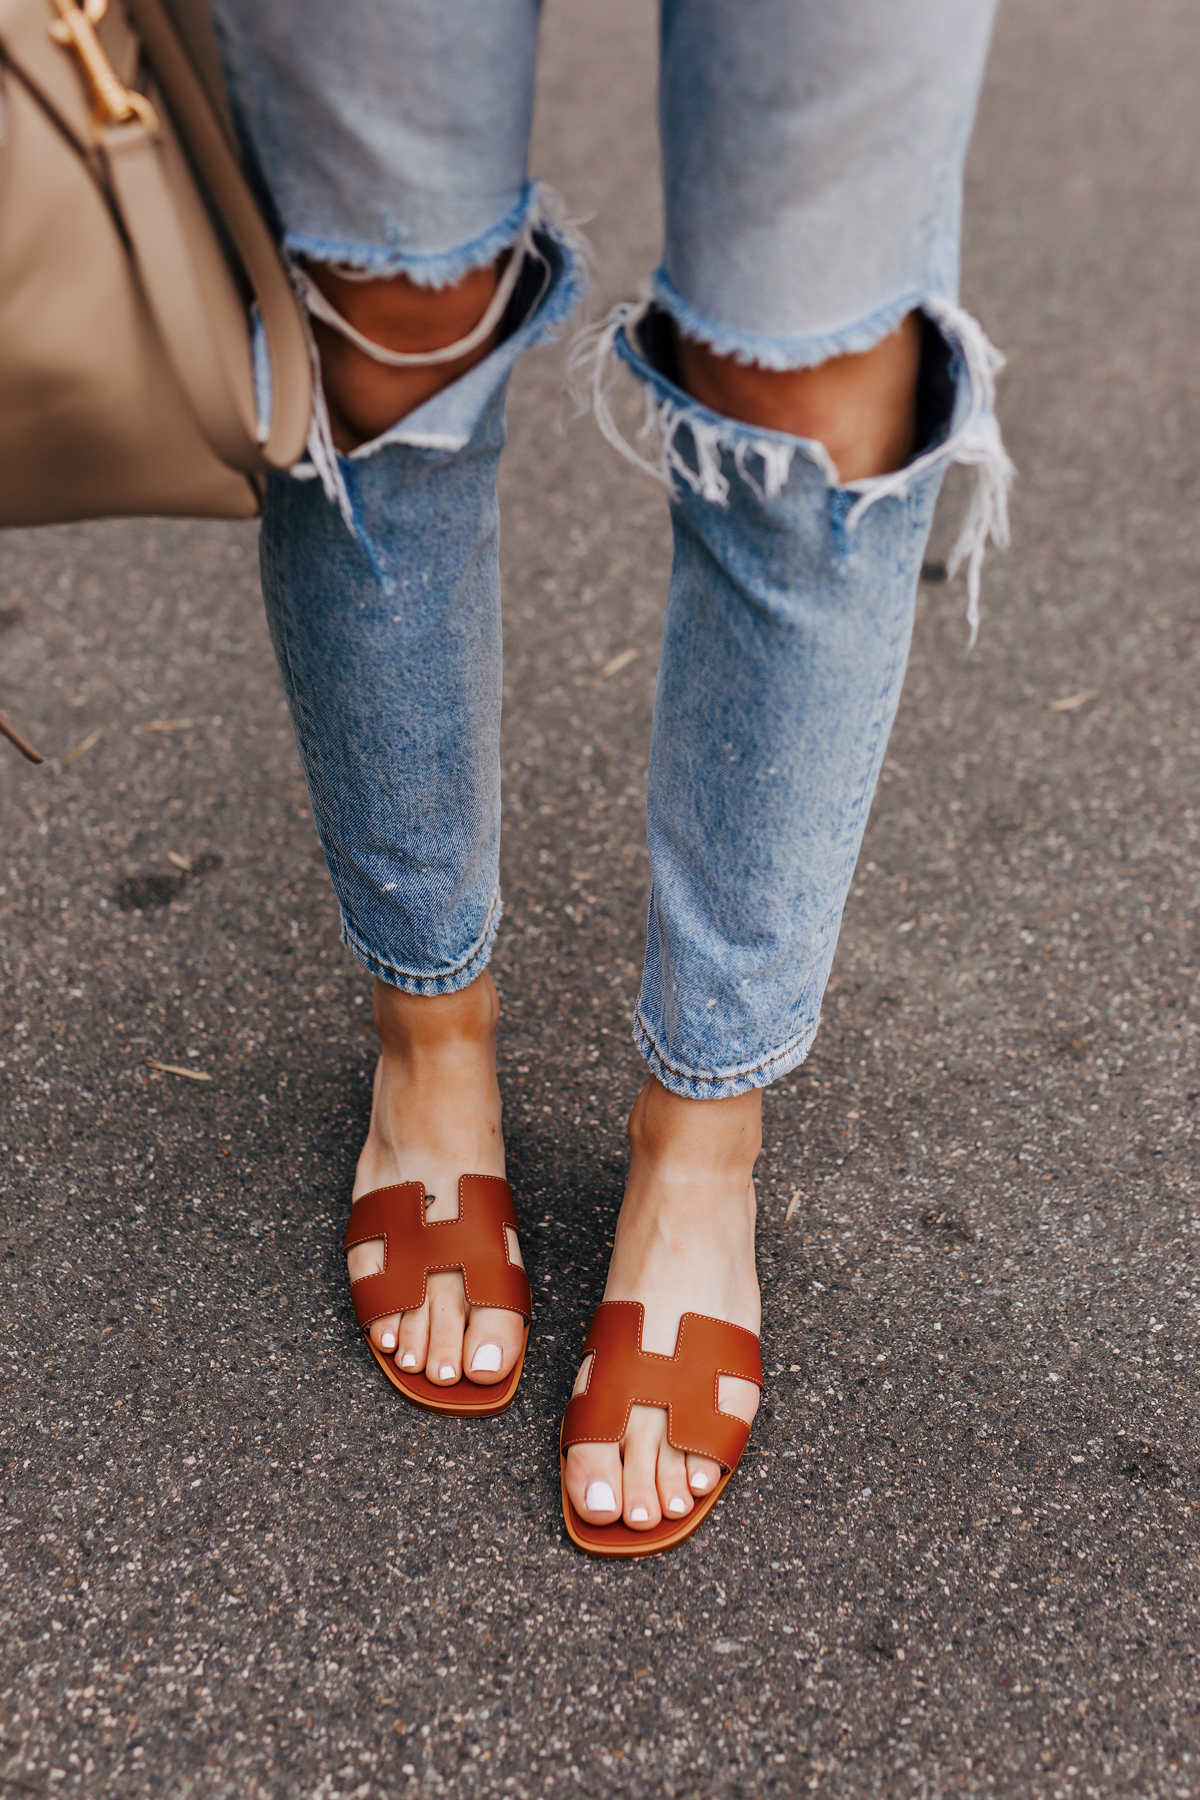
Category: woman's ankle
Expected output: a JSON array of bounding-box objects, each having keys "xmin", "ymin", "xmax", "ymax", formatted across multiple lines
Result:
[
  {"xmin": 373, "ymin": 969, "xmax": 500, "ymax": 1062},
  {"xmin": 627, "ymin": 1076, "xmax": 762, "ymax": 1186},
  {"xmin": 356, "ymin": 971, "xmax": 505, "ymax": 1193}
]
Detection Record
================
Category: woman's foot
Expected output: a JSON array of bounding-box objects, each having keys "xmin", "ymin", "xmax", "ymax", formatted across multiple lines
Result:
[
  {"xmin": 346, "ymin": 971, "xmax": 526, "ymax": 1387},
  {"xmin": 563, "ymin": 1078, "xmax": 762, "ymax": 1530}
]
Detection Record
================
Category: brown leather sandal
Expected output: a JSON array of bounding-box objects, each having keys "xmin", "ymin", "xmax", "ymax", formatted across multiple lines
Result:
[
  {"xmin": 343, "ymin": 1174, "xmax": 532, "ymax": 1417},
  {"xmin": 559, "ymin": 1300, "xmax": 763, "ymax": 1558}
]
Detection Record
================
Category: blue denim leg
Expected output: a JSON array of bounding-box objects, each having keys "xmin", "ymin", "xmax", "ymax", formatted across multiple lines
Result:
[
  {"xmin": 611, "ymin": 321, "xmax": 952, "ymax": 1098},
  {"xmin": 259, "ymin": 236, "xmax": 582, "ymax": 994},
  {"xmin": 209, "ymin": 0, "xmax": 1009, "ymax": 1062},
  {"xmin": 260, "ymin": 432, "xmax": 505, "ymax": 994},
  {"xmin": 565, "ymin": 0, "xmax": 1011, "ymax": 1095}
]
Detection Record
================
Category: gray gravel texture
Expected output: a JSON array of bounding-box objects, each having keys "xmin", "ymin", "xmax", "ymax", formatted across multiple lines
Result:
[{"xmin": 2, "ymin": 0, "xmax": 1198, "ymax": 1795}]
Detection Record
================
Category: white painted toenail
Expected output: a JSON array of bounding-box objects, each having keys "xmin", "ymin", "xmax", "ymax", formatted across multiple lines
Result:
[
  {"xmin": 668, "ymin": 1496, "xmax": 687, "ymax": 1515},
  {"xmin": 380, "ymin": 1332, "xmax": 396, "ymax": 1351},
  {"xmin": 400, "ymin": 1351, "xmax": 416, "ymax": 1369},
  {"xmin": 630, "ymin": 1506, "xmax": 649, "ymax": 1523},
  {"xmin": 438, "ymin": 1363, "xmax": 456, "ymax": 1381},
  {"xmin": 585, "ymin": 1482, "xmax": 616, "ymax": 1514},
  {"xmin": 691, "ymin": 1472, "xmax": 710, "ymax": 1492},
  {"xmin": 470, "ymin": 1343, "xmax": 503, "ymax": 1373}
]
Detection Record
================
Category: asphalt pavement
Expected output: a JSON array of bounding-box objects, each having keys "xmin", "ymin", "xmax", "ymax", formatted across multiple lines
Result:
[{"xmin": 2, "ymin": 0, "xmax": 1198, "ymax": 1795}]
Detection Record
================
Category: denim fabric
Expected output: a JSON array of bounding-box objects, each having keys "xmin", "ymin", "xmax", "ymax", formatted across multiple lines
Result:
[
  {"xmin": 210, "ymin": 1, "xmax": 1006, "ymax": 1094},
  {"xmin": 619, "ymin": 319, "xmax": 948, "ymax": 1095},
  {"xmin": 656, "ymin": 0, "xmax": 999, "ymax": 366},
  {"xmin": 211, "ymin": 0, "xmax": 997, "ymax": 361},
  {"xmin": 208, "ymin": 0, "xmax": 544, "ymax": 285},
  {"xmin": 259, "ymin": 236, "xmax": 582, "ymax": 993}
]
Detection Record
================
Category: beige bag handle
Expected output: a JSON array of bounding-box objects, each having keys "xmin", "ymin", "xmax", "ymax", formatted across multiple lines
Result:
[
  {"xmin": 121, "ymin": 0, "xmax": 312, "ymax": 473},
  {"xmin": 155, "ymin": 0, "xmax": 236, "ymax": 145}
]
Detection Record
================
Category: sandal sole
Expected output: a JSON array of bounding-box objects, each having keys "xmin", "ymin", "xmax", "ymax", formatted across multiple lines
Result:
[
  {"xmin": 560, "ymin": 1458, "xmax": 735, "ymax": 1558},
  {"xmin": 366, "ymin": 1324, "xmax": 529, "ymax": 1417}
]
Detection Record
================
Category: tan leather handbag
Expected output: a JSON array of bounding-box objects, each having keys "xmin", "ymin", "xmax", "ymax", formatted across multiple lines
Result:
[{"xmin": 0, "ymin": 0, "xmax": 314, "ymax": 760}]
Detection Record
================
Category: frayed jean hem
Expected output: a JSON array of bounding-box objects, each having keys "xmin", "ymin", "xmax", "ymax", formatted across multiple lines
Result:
[
  {"xmin": 285, "ymin": 181, "xmax": 540, "ymax": 286},
  {"xmin": 294, "ymin": 191, "xmax": 588, "ymax": 536},
  {"xmin": 650, "ymin": 266, "xmax": 934, "ymax": 372},
  {"xmin": 340, "ymin": 890, "xmax": 503, "ymax": 997},
  {"xmin": 569, "ymin": 289, "xmax": 1013, "ymax": 648},
  {"xmin": 633, "ymin": 1006, "xmax": 819, "ymax": 1101}
]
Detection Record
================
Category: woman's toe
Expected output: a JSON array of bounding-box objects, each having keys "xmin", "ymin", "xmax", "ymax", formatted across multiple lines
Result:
[
  {"xmin": 463, "ymin": 1305, "xmax": 523, "ymax": 1385},
  {"xmin": 425, "ymin": 1282, "xmax": 467, "ymax": 1382},
  {"xmin": 621, "ymin": 1408, "xmax": 663, "ymax": 1528},
  {"xmin": 370, "ymin": 1313, "xmax": 402, "ymax": 1357},
  {"xmin": 347, "ymin": 1235, "xmax": 388, "ymax": 1348},
  {"xmin": 566, "ymin": 1444, "xmax": 623, "ymax": 1522},
  {"xmin": 395, "ymin": 1305, "xmax": 429, "ymax": 1372},
  {"xmin": 685, "ymin": 1452, "xmax": 722, "ymax": 1496},
  {"xmin": 656, "ymin": 1438, "xmax": 694, "ymax": 1520}
]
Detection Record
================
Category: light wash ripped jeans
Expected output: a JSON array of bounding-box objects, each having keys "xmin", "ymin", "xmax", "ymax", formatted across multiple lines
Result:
[{"xmin": 209, "ymin": 0, "xmax": 1011, "ymax": 1100}]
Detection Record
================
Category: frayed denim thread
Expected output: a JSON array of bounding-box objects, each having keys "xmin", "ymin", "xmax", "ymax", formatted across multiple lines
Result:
[
  {"xmin": 284, "ymin": 181, "xmax": 542, "ymax": 288},
  {"xmin": 651, "ymin": 265, "xmax": 933, "ymax": 373},
  {"xmin": 568, "ymin": 290, "xmax": 1013, "ymax": 648},
  {"xmin": 294, "ymin": 188, "xmax": 588, "ymax": 534}
]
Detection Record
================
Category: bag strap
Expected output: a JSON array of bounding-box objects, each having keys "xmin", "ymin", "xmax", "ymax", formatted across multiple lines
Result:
[
  {"xmin": 153, "ymin": 0, "xmax": 237, "ymax": 149},
  {"xmin": 121, "ymin": 0, "xmax": 312, "ymax": 473}
]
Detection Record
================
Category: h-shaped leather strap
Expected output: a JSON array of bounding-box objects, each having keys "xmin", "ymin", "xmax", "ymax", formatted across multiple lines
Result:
[
  {"xmin": 559, "ymin": 1301, "xmax": 763, "ymax": 1469},
  {"xmin": 343, "ymin": 1175, "xmax": 531, "ymax": 1329}
]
